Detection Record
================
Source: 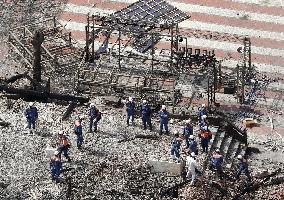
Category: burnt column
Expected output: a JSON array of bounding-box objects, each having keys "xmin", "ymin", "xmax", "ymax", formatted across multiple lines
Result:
[{"xmin": 31, "ymin": 30, "xmax": 44, "ymax": 86}]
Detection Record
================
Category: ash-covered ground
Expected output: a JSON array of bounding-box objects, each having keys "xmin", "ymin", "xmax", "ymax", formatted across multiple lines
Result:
[{"xmin": 0, "ymin": 0, "xmax": 284, "ymax": 199}]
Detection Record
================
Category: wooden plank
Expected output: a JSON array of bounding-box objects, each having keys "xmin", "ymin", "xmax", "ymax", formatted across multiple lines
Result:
[{"xmin": 9, "ymin": 32, "xmax": 33, "ymax": 58}]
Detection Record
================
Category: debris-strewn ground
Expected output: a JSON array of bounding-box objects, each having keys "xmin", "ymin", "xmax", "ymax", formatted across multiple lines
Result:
[{"xmin": 0, "ymin": 1, "xmax": 284, "ymax": 199}]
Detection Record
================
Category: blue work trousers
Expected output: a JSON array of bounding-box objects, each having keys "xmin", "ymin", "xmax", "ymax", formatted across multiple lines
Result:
[
  {"xmin": 89, "ymin": 118, "xmax": 100, "ymax": 132},
  {"xmin": 184, "ymin": 136, "xmax": 190, "ymax": 148},
  {"xmin": 171, "ymin": 147, "xmax": 180, "ymax": 158},
  {"xmin": 27, "ymin": 118, "xmax": 36, "ymax": 129},
  {"xmin": 201, "ymin": 137, "xmax": 209, "ymax": 153},
  {"xmin": 77, "ymin": 134, "xmax": 83, "ymax": 147},
  {"xmin": 51, "ymin": 167, "xmax": 60, "ymax": 180},
  {"xmin": 236, "ymin": 168, "xmax": 251, "ymax": 181},
  {"xmin": 127, "ymin": 113, "xmax": 134, "ymax": 125},
  {"xmin": 58, "ymin": 146, "xmax": 70, "ymax": 159},
  {"xmin": 160, "ymin": 122, "xmax": 169, "ymax": 134},
  {"xmin": 142, "ymin": 116, "xmax": 152, "ymax": 130}
]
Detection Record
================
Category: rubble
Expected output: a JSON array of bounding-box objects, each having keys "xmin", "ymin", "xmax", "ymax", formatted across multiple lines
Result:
[{"xmin": 0, "ymin": 0, "xmax": 284, "ymax": 200}]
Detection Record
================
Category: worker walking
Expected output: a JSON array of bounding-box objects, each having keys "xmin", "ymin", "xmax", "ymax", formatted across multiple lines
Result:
[
  {"xmin": 210, "ymin": 149, "xmax": 224, "ymax": 180},
  {"xmin": 140, "ymin": 100, "xmax": 152, "ymax": 130},
  {"xmin": 188, "ymin": 135, "xmax": 198, "ymax": 155},
  {"xmin": 236, "ymin": 155, "xmax": 252, "ymax": 182},
  {"xmin": 126, "ymin": 97, "xmax": 135, "ymax": 126},
  {"xmin": 159, "ymin": 105, "xmax": 169, "ymax": 135},
  {"xmin": 199, "ymin": 126, "xmax": 212, "ymax": 153},
  {"xmin": 186, "ymin": 152, "xmax": 200, "ymax": 186},
  {"xmin": 183, "ymin": 119, "xmax": 193, "ymax": 148},
  {"xmin": 89, "ymin": 103, "xmax": 101, "ymax": 133},
  {"xmin": 24, "ymin": 102, "xmax": 38, "ymax": 130},
  {"xmin": 50, "ymin": 151, "xmax": 62, "ymax": 183},
  {"xmin": 58, "ymin": 131, "xmax": 71, "ymax": 162},
  {"xmin": 170, "ymin": 131, "xmax": 182, "ymax": 162},
  {"xmin": 74, "ymin": 120, "xmax": 83, "ymax": 149}
]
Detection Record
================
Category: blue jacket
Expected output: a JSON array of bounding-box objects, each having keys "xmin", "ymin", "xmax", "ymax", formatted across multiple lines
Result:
[
  {"xmin": 50, "ymin": 156, "xmax": 62, "ymax": 175},
  {"xmin": 183, "ymin": 125, "xmax": 193, "ymax": 138},
  {"xmin": 189, "ymin": 140, "xmax": 197, "ymax": 152},
  {"xmin": 172, "ymin": 138, "xmax": 181, "ymax": 149},
  {"xmin": 159, "ymin": 110, "xmax": 169, "ymax": 124},
  {"xmin": 126, "ymin": 102, "xmax": 135, "ymax": 115},
  {"xmin": 198, "ymin": 107, "xmax": 208, "ymax": 118},
  {"xmin": 25, "ymin": 106, "xmax": 38, "ymax": 120},
  {"xmin": 211, "ymin": 154, "xmax": 223, "ymax": 168},
  {"xmin": 74, "ymin": 125, "xmax": 83, "ymax": 136},
  {"xmin": 238, "ymin": 160, "xmax": 249, "ymax": 172},
  {"xmin": 89, "ymin": 107, "xmax": 98, "ymax": 119},
  {"xmin": 141, "ymin": 104, "xmax": 151, "ymax": 117}
]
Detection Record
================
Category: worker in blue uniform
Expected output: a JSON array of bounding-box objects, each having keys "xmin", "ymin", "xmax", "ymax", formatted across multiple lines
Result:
[
  {"xmin": 89, "ymin": 103, "xmax": 102, "ymax": 133},
  {"xmin": 24, "ymin": 102, "xmax": 38, "ymax": 130},
  {"xmin": 171, "ymin": 131, "xmax": 182, "ymax": 162},
  {"xmin": 210, "ymin": 149, "xmax": 224, "ymax": 180},
  {"xmin": 159, "ymin": 105, "xmax": 169, "ymax": 135},
  {"xmin": 126, "ymin": 97, "xmax": 135, "ymax": 126},
  {"xmin": 236, "ymin": 155, "xmax": 252, "ymax": 182},
  {"xmin": 50, "ymin": 151, "xmax": 62, "ymax": 183},
  {"xmin": 183, "ymin": 119, "xmax": 193, "ymax": 148},
  {"xmin": 140, "ymin": 100, "xmax": 152, "ymax": 130}
]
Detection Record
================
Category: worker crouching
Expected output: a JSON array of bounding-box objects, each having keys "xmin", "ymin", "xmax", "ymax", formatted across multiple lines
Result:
[
  {"xmin": 236, "ymin": 155, "xmax": 252, "ymax": 182},
  {"xmin": 58, "ymin": 131, "xmax": 71, "ymax": 162},
  {"xmin": 210, "ymin": 149, "xmax": 224, "ymax": 180}
]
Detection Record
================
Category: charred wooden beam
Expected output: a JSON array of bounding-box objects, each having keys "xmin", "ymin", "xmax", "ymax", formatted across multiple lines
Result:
[
  {"xmin": 118, "ymin": 134, "xmax": 159, "ymax": 143},
  {"xmin": 0, "ymin": 84, "xmax": 89, "ymax": 103},
  {"xmin": 62, "ymin": 101, "xmax": 77, "ymax": 121},
  {"xmin": 31, "ymin": 30, "xmax": 45, "ymax": 86},
  {"xmin": 5, "ymin": 72, "xmax": 28, "ymax": 84},
  {"xmin": 0, "ymin": 120, "xmax": 10, "ymax": 127}
]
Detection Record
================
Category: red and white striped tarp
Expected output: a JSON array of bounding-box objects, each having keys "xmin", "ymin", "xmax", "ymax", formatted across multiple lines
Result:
[{"xmin": 59, "ymin": 0, "xmax": 284, "ymax": 134}]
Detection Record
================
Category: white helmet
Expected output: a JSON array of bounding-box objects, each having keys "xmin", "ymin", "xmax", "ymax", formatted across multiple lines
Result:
[
  {"xmin": 191, "ymin": 152, "xmax": 196, "ymax": 157},
  {"xmin": 129, "ymin": 97, "xmax": 133, "ymax": 102},
  {"xmin": 189, "ymin": 135, "xmax": 194, "ymax": 139},
  {"xmin": 58, "ymin": 130, "xmax": 64, "ymax": 135},
  {"xmin": 215, "ymin": 148, "xmax": 220, "ymax": 153},
  {"xmin": 90, "ymin": 103, "xmax": 95, "ymax": 107},
  {"xmin": 79, "ymin": 115, "xmax": 84, "ymax": 120},
  {"xmin": 237, "ymin": 155, "xmax": 243, "ymax": 159},
  {"xmin": 203, "ymin": 126, "xmax": 208, "ymax": 131},
  {"xmin": 201, "ymin": 104, "xmax": 206, "ymax": 107},
  {"xmin": 29, "ymin": 102, "xmax": 33, "ymax": 107},
  {"xmin": 54, "ymin": 151, "xmax": 60, "ymax": 155},
  {"xmin": 142, "ymin": 100, "xmax": 147, "ymax": 104},
  {"xmin": 201, "ymin": 115, "xmax": 207, "ymax": 119},
  {"xmin": 161, "ymin": 105, "xmax": 166, "ymax": 110},
  {"xmin": 185, "ymin": 119, "xmax": 191, "ymax": 124}
]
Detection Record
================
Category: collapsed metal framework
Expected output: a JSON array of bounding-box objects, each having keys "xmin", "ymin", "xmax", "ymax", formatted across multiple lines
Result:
[
  {"xmin": 82, "ymin": 0, "xmax": 221, "ymax": 105},
  {"xmin": 237, "ymin": 37, "xmax": 252, "ymax": 104}
]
